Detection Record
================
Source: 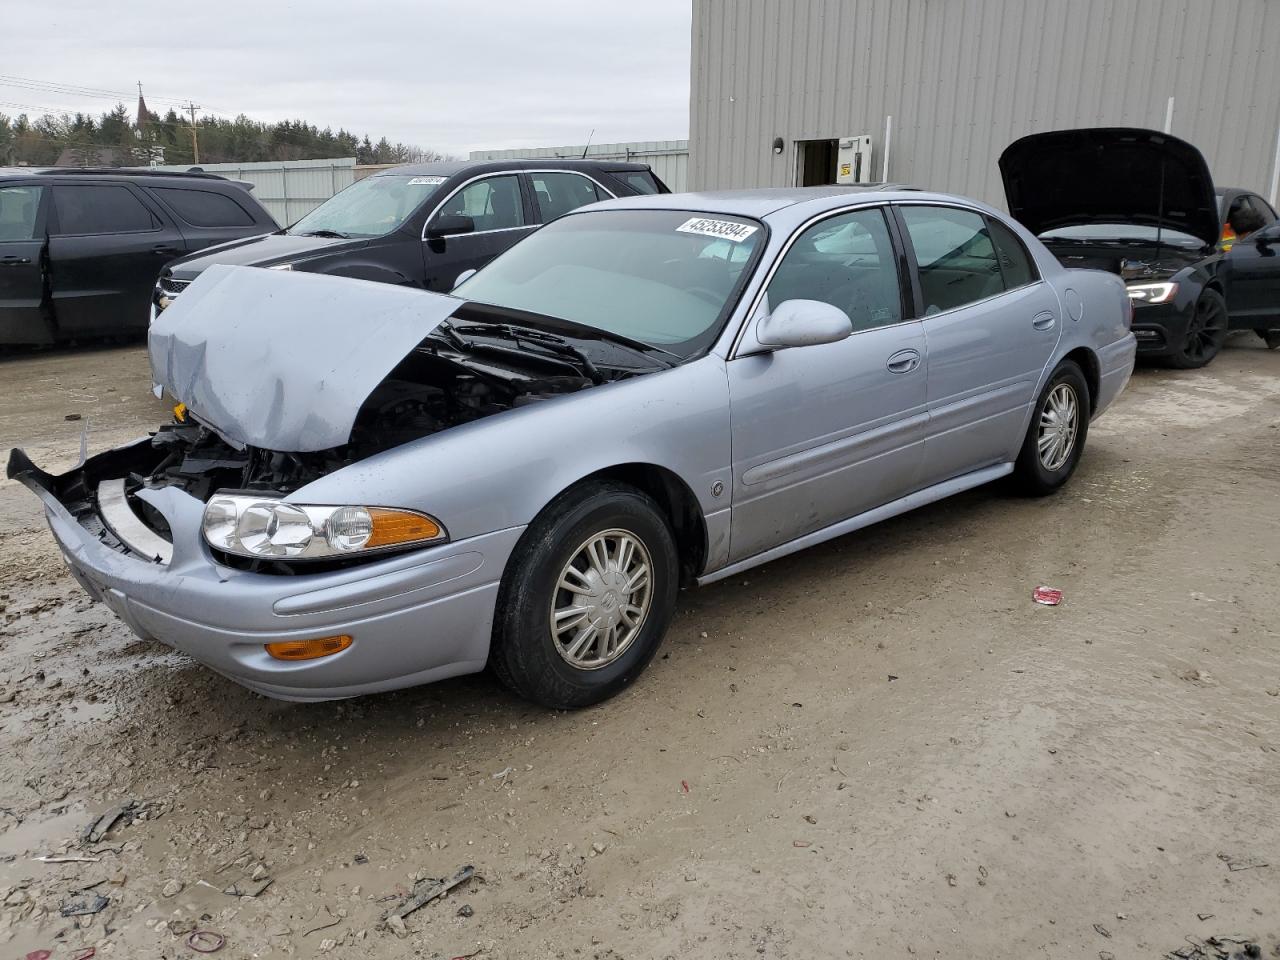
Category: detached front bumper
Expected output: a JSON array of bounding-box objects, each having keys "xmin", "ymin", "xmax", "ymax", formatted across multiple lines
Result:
[{"xmin": 8, "ymin": 448, "xmax": 520, "ymax": 701}]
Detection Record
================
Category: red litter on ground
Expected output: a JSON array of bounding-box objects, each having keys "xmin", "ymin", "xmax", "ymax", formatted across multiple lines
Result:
[
  {"xmin": 25, "ymin": 951, "xmax": 52, "ymax": 960},
  {"xmin": 681, "ymin": 779, "xmax": 690, "ymax": 793},
  {"xmin": 1033, "ymin": 586, "xmax": 1064, "ymax": 606}
]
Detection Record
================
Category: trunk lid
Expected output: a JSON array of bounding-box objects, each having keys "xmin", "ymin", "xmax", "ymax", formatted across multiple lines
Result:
[{"xmin": 998, "ymin": 127, "xmax": 1219, "ymax": 248}]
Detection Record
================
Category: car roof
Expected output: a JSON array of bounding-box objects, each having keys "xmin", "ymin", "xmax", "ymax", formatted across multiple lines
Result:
[
  {"xmin": 583, "ymin": 184, "xmax": 936, "ymax": 220},
  {"xmin": 0, "ymin": 167, "xmax": 240, "ymax": 184},
  {"xmin": 373, "ymin": 157, "xmax": 655, "ymax": 178}
]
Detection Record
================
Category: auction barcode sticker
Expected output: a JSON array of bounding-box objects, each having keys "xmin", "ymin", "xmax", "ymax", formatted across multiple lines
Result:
[
  {"xmin": 408, "ymin": 176, "xmax": 447, "ymax": 186},
  {"xmin": 676, "ymin": 217, "xmax": 759, "ymax": 243}
]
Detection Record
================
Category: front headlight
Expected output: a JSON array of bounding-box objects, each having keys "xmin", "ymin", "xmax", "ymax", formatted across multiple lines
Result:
[
  {"xmin": 267, "ymin": 262, "xmax": 294, "ymax": 271},
  {"xmin": 1126, "ymin": 281, "xmax": 1178, "ymax": 304},
  {"xmin": 201, "ymin": 495, "xmax": 446, "ymax": 560}
]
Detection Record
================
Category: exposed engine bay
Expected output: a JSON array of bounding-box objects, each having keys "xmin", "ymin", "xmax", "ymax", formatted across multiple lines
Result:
[
  {"xmin": 1040, "ymin": 239, "xmax": 1204, "ymax": 281},
  {"xmin": 47, "ymin": 337, "xmax": 628, "ymax": 558}
]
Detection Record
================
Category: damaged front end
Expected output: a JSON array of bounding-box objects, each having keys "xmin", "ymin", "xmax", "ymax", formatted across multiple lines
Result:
[{"xmin": 13, "ymin": 265, "xmax": 663, "ymax": 575}]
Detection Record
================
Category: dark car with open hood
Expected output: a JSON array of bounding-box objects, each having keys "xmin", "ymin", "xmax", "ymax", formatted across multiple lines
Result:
[
  {"xmin": 153, "ymin": 158, "xmax": 669, "ymax": 316},
  {"xmin": 1000, "ymin": 127, "xmax": 1280, "ymax": 368}
]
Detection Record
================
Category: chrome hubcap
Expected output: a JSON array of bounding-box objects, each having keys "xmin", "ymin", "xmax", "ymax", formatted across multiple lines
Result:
[
  {"xmin": 550, "ymin": 529, "xmax": 652, "ymax": 670},
  {"xmin": 1037, "ymin": 383, "xmax": 1079, "ymax": 471}
]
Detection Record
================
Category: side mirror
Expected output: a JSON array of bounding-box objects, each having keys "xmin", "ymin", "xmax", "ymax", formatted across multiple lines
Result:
[
  {"xmin": 755, "ymin": 299, "xmax": 853, "ymax": 350},
  {"xmin": 452, "ymin": 268, "xmax": 477, "ymax": 290},
  {"xmin": 426, "ymin": 214, "xmax": 475, "ymax": 239}
]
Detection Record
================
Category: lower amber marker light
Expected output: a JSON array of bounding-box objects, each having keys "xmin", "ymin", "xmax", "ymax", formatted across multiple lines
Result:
[{"xmin": 265, "ymin": 635, "xmax": 353, "ymax": 661}]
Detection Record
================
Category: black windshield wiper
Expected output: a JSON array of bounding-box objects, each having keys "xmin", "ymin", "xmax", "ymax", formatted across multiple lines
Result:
[
  {"xmin": 439, "ymin": 322, "xmax": 608, "ymax": 384},
  {"xmin": 296, "ymin": 229, "xmax": 349, "ymax": 239}
]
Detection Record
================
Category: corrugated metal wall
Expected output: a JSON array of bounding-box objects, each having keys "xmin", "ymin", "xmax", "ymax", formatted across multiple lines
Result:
[
  {"xmin": 469, "ymin": 141, "xmax": 690, "ymax": 193},
  {"xmin": 154, "ymin": 158, "xmax": 357, "ymax": 225},
  {"xmin": 689, "ymin": 0, "xmax": 1280, "ymax": 207}
]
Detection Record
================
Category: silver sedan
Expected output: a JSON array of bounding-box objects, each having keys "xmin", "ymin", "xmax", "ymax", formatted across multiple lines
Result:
[{"xmin": 10, "ymin": 186, "xmax": 1136, "ymax": 707}]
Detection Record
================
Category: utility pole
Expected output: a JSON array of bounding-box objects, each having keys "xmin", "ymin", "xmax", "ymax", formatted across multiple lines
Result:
[{"xmin": 185, "ymin": 102, "xmax": 201, "ymax": 164}]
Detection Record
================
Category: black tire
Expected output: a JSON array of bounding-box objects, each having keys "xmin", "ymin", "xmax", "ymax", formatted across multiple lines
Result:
[
  {"xmin": 1166, "ymin": 289, "xmax": 1228, "ymax": 369},
  {"xmin": 1256, "ymin": 328, "xmax": 1280, "ymax": 350},
  {"xmin": 489, "ymin": 481, "xmax": 679, "ymax": 709},
  {"xmin": 1012, "ymin": 360, "xmax": 1091, "ymax": 496}
]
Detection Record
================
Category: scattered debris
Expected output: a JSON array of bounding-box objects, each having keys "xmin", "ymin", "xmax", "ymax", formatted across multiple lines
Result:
[
  {"xmin": 945, "ymin": 873, "xmax": 957, "ymax": 887},
  {"xmin": 457, "ymin": 903, "xmax": 475, "ymax": 918},
  {"xmin": 162, "ymin": 878, "xmax": 184, "ymax": 898},
  {"xmin": 1032, "ymin": 586, "xmax": 1064, "ymax": 606},
  {"xmin": 33, "ymin": 854, "xmax": 100, "ymax": 864},
  {"xmin": 1094, "ymin": 923, "xmax": 1112, "ymax": 938},
  {"xmin": 83, "ymin": 799, "xmax": 139, "ymax": 844},
  {"xmin": 590, "ymin": 841, "xmax": 607, "ymax": 855},
  {"xmin": 1217, "ymin": 852, "xmax": 1268, "ymax": 872},
  {"xmin": 65, "ymin": 413, "xmax": 83, "ymax": 421},
  {"xmin": 1198, "ymin": 913, "xmax": 1215, "ymax": 922},
  {"xmin": 887, "ymin": 674, "xmax": 899, "ymax": 681},
  {"xmin": 681, "ymin": 780, "xmax": 690, "ymax": 793},
  {"xmin": 792, "ymin": 840, "xmax": 810, "ymax": 848},
  {"xmin": 390, "ymin": 864, "xmax": 475, "ymax": 921},
  {"xmin": 354, "ymin": 853, "xmax": 369, "ymax": 865},
  {"xmin": 24, "ymin": 951, "xmax": 52, "ymax": 960},
  {"xmin": 59, "ymin": 892, "xmax": 109, "ymax": 917},
  {"xmin": 1099, "ymin": 952, "xmax": 1115, "ymax": 960},
  {"xmin": 1181, "ymin": 669, "xmax": 1218, "ymax": 686},
  {"xmin": 303, "ymin": 907, "xmax": 343, "ymax": 937},
  {"xmin": 185, "ymin": 930, "xmax": 226, "ymax": 954},
  {"xmin": 222, "ymin": 877, "xmax": 273, "ymax": 898},
  {"xmin": 491, "ymin": 766, "xmax": 513, "ymax": 780},
  {"xmin": 70, "ymin": 949, "xmax": 96, "ymax": 960},
  {"xmin": 386, "ymin": 915, "xmax": 408, "ymax": 939}
]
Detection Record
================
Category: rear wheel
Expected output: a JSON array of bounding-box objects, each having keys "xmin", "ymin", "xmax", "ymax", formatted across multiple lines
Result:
[
  {"xmin": 1167, "ymin": 289, "xmax": 1228, "ymax": 368},
  {"xmin": 1255, "ymin": 328, "xmax": 1280, "ymax": 350},
  {"xmin": 1012, "ymin": 360, "xmax": 1090, "ymax": 496},
  {"xmin": 489, "ymin": 482, "xmax": 678, "ymax": 709}
]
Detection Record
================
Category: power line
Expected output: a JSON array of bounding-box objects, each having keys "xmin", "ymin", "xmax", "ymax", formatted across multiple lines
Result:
[{"xmin": 0, "ymin": 74, "xmax": 218, "ymax": 111}]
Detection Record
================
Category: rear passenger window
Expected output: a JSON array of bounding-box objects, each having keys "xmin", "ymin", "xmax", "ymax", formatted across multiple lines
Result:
[
  {"xmin": 765, "ymin": 207, "xmax": 903, "ymax": 332},
  {"xmin": 615, "ymin": 171, "xmax": 662, "ymax": 195},
  {"xmin": 0, "ymin": 184, "xmax": 42, "ymax": 241},
  {"xmin": 531, "ymin": 173, "xmax": 609, "ymax": 222},
  {"xmin": 53, "ymin": 185, "xmax": 157, "ymax": 234},
  {"xmin": 899, "ymin": 206, "xmax": 1003, "ymax": 314},
  {"xmin": 987, "ymin": 217, "xmax": 1038, "ymax": 288},
  {"xmin": 148, "ymin": 187, "xmax": 255, "ymax": 227}
]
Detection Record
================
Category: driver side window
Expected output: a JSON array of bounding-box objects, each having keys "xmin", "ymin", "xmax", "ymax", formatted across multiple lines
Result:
[
  {"xmin": 436, "ymin": 176, "xmax": 525, "ymax": 233},
  {"xmin": 765, "ymin": 207, "xmax": 903, "ymax": 332}
]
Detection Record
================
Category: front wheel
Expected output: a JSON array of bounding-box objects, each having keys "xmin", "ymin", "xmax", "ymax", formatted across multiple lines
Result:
[
  {"xmin": 1167, "ymin": 289, "xmax": 1228, "ymax": 368},
  {"xmin": 489, "ymin": 482, "xmax": 679, "ymax": 709},
  {"xmin": 1012, "ymin": 360, "xmax": 1091, "ymax": 496}
]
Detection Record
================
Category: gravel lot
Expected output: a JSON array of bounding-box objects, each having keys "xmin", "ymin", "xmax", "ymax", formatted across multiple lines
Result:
[{"xmin": 1, "ymin": 338, "xmax": 1277, "ymax": 959}]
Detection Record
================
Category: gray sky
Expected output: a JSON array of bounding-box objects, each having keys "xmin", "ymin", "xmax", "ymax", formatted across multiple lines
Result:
[{"xmin": 2, "ymin": 0, "xmax": 692, "ymax": 155}]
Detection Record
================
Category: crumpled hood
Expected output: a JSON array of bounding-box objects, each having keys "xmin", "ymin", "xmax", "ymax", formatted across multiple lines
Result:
[
  {"xmin": 148, "ymin": 264, "xmax": 463, "ymax": 452},
  {"xmin": 999, "ymin": 127, "xmax": 1220, "ymax": 248}
]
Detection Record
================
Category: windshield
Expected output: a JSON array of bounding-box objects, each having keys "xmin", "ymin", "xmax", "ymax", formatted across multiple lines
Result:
[
  {"xmin": 452, "ymin": 209, "xmax": 765, "ymax": 357},
  {"xmin": 1040, "ymin": 223, "xmax": 1204, "ymax": 249},
  {"xmin": 287, "ymin": 174, "xmax": 446, "ymax": 238}
]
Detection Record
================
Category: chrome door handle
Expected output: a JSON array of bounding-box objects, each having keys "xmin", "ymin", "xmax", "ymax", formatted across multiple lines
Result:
[
  {"xmin": 0, "ymin": 256, "xmax": 31, "ymax": 266},
  {"xmin": 886, "ymin": 348, "xmax": 922, "ymax": 374},
  {"xmin": 1032, "ymin": 311, "xmax": 1057, "ymax": 331}
]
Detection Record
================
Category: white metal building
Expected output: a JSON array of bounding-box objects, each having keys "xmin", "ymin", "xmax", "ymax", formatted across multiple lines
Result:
[
  {"xmin": 153, "ymin": 157, "xmax": 357, "ymax": 225},
  {"xmin": 689, "ymin": 0, "xmax": 1280, "ymax": 207},
  {"xmin": 469, "ymin": 140, "xmax": 689, "ymax": 193}
]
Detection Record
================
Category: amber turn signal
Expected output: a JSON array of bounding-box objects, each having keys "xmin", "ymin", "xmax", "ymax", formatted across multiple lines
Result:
[
  {"xmin": 366, "ymin": 508, "xmax": 442, "ymax": 548},
  {"xmin": 265, "ymin": 634, "xmax": 353, "ymax": 661}
]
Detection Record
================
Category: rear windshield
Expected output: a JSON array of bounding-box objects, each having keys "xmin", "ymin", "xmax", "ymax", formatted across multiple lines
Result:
[
  {"xmin": 287, "ymin": 174, "xmax": 445, "ymax": 238},
  {"xmin": 453, "ymin": 209, "xmax": 764, "ymax": 357},
  {"xmin": 1040, "ymin": 223, "xmax": 1203, "ymax": 249}
]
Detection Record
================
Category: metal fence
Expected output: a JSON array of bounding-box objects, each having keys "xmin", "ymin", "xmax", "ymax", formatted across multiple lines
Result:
[
  {"xmin": 153, "ymin": 157, "xmax": 357, "ymax": 225},
  {"xmin": 469, "ymin": 140, "xmax": 689, "ymax": 193}
]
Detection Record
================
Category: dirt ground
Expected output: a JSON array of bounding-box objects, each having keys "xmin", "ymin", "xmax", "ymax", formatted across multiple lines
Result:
[{"xmin": 0, "ymin": 337, "xmax": 1277, "ymax": 960}]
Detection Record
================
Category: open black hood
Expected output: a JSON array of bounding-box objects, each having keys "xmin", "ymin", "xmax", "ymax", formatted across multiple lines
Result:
[{"xmin": 999, "ymin": 128, "xmax": 1219, "ymax": 248}]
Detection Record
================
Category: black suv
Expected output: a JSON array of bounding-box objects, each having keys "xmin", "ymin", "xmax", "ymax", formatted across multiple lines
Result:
[
  {"xmin": 154, "ymin": 158, "xmax": 668, "ymax": 314},
  {"xmin": 0, "ymin": 168, "xmax": 278, "ymax": 345}
]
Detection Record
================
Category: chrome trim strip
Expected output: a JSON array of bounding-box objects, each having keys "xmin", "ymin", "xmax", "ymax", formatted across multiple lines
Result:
[{"xmin": 97, "ymin": 479, "xmax": 172, "ymax": 564}]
